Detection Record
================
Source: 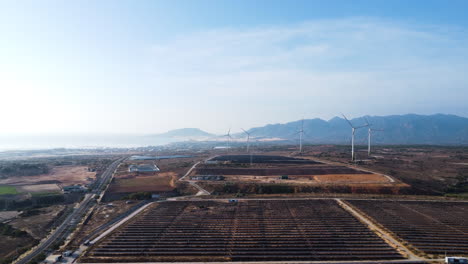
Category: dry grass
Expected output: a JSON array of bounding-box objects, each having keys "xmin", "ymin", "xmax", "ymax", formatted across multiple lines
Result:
[
  {"xmin": 17, "ymin": 183, "xmax": 61, "ymax": 193},
  {"xmin": 109, "ymin": 172, "xmax": 176, "ymax": 193},
  {"xmin": 314, "ymin": 174, "xmax": 390, "ymax": 183},
  {"xmin": 0, "ymin": 166, "xmax": 96, "ymax": 186},
  {"xmin": 10, "ymin": 204, "xmax": 67, "ymax": 239}
]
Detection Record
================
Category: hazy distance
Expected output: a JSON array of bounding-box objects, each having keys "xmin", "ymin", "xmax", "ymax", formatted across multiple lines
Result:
[{"xmin": 1, "ymin": 1, "xmax": 467, "ymax": 137}]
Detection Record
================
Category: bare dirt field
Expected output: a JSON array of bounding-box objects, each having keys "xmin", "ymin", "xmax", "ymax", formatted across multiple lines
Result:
[
  {"xmin": 10, "ymin": 204, "xmax": 67, "ymax": 239},
  {"xmin": 0, "ymin": 165, "xmax": 96, "ymax": 186},
  {"xmin": 104, "ymin": 157, "xmax": 203, "ymax": 199},
  {"xmin": 0, "ymin": 235, "xmax": 37, "ymax": 262},
  {"xmin": 0, "ymin": 210, "xmax": 20, "ymax": 222},
  {"xmin": 314, "ymin": 173, "xmax": 390, "ymax": 183},
  {"xmin": 222, "ymin": 173, "xmax": 390, "ymax": 184},
  {"xmin": 309, "ymin": 145, "xmax": 468, "ymax": 195},
  {"xmin": 108, "ymin": 172, "xmax": 176, "ymax": 193}
]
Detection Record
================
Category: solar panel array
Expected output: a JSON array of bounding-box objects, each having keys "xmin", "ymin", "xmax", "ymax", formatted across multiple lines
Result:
[
  {"xmin": 83, "ymin": 200, "xmax": 404, "ymax": 262},
  {"xmin": 348, "ymin": 200, "xmax": 468, "ymax": 255}
]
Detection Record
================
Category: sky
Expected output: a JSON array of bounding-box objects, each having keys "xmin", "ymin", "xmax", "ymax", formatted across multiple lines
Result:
[{"xmin": 1, "ymin": 0, "xmax": 467, "ymax": 135}]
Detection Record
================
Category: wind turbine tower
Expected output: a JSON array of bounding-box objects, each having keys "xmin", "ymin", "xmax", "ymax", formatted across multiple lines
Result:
[
  {"xmin": 241, "ymin": 128, "xmax": 251, "ymax": 153},
  {"xmin": 364, "ymin": 117, "xmax": 384, "ymax": 156},
  {"xmin": 224, "ymin": 128, "xmax": 232, "ymax": 150},
  {"xmin": 298, "ymin": 119, "xmax": 305, "ymax": 154},
  {"xmin": 342, "ymin": 114, "xmax": 367, "ymax": 162}
]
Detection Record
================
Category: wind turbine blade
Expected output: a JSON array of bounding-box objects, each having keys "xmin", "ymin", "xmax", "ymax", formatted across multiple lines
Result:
[
  {"xmin": 241, "ymin": 128, "xmax": 249, "ymax": 135},
  {"xmin": 355, "ymin": 124, "xmax": 368, "ymax": 129},
  {"xmin": 341, "ymin": 114, "xmax": 354, "ymax": 128},
  {"xmin": 364, "ymin": 117, "xmax": 371, "ymax": 127}
]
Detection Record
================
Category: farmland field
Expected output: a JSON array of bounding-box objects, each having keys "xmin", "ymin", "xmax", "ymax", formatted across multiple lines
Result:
[
  {"xmin": 82, "ymin": 199, "xmax": 404, "ymax": 262},
  {"xmin": 17, "ymin": 183, "xmax": 61, "ymax": 194},
  {"xmin": 0, "ymin": 185, "xmax": 18, "ymax": 195}
]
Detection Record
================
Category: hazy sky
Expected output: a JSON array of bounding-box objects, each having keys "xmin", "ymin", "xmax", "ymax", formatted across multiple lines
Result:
[{"xmin": 1, "ymin": 0, "xmax": 467, "ymax": 134}]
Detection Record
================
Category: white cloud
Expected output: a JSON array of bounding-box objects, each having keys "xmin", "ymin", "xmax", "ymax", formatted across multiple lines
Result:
[
  {"xmin": 143, "ymin": 18, "xmax": 468, "ymax": 132},
  {"xmin": 1, "ymin": 17, "xmax": 467, "ymax": 135}
]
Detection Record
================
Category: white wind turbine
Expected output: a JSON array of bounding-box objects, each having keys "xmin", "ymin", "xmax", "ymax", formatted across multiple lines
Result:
[
  {"xmin": 342, "ymin": 114, "xmax": 367, "ymax": 162},
  {"xmin": 224, "ymin": 128, "xmax": 232, "ymax": 150},
  {"xmin": 364, "ymin": 117, "xmax": 384, "ymax": 156},
  {"xmin": 296, "ymin": 119, "xmax": 305, "ymax": 154},
  {"xmin": 241, "ymin": 128, "xmax": 252, "ymax": 153}
]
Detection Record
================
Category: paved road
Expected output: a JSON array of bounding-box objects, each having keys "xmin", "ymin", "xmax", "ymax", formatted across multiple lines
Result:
[{"xmin": 15, "ymin": 158, "xmax": 124, "ymax": 264}]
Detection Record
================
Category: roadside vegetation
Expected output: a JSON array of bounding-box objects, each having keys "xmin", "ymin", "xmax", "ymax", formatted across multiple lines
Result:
[
  {"xmin": 0, "ymin": 163, "xmax": 49, "ymax": 178},
  {"xmin": 123, "ymin": 192, "xmax": 152, "ymax": 200},
  {"xmin": 0, "ymin": 223, "xmax": 29, "ymax": 237}
]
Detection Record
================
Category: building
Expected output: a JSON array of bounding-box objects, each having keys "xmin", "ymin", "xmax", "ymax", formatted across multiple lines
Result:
[
  {"xmin": 62, "ymin": 185, "xmax": 87, "ymax": 193},
  {"xmin": 128, "ymin": 164, "xmax": 160, "ymax": 172},
  {"xmin": 190, "ymin": 175, "xmax": 225, "ymax": 181},
  {"xmin": 446, "ymin": 257, "xmax": 468, "ymax": 264}
]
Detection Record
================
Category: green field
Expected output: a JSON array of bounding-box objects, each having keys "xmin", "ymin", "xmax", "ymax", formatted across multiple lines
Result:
[{"xmin": 0, "ymin": 185, "xmax": 19, "ymax": 195}]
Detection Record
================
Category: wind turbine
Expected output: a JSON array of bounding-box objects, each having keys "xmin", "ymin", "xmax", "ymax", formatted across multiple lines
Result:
[
  {"xmin": 241, "ymin": 128, "xmax": 251, "ymax": 153},
  {"xmin": 296, "ymin": 119, "xmax": 305, "ymax": 154},
  {"xmin": 224, "ymin": 128, "xmax": 232, "ymax": 150},
  {"xmin": 342, "ymin": 114, "xmax": 367, "ymax": 162},
  {"xmin": 364, "ymin": 117, "xmax": 384, "ymax": 156}
]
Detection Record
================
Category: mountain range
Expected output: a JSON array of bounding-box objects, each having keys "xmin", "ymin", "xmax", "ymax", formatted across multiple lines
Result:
[
  {"xmin": 151, "ymin": 128, "xmax": 215, "ymax": 138},
  {"xmin": 158, "ymin": 114, "xmax": 468, "ymax": 145},
  {"xmin": 241, "ymin": 114, "xmax": 468, "ymax": 145}
]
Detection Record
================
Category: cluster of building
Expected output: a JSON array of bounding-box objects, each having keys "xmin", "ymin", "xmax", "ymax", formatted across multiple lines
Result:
[
  {"xmin": 128, "ymin": 164, "xmax": 160, "ymax": 172},
  {"xmin": 62, "ymin": 185, "xmax": 88, "ymax": 193},
  {"xmin": 190, "ymin": 175, "xmax": 225, "ymax": 181}
]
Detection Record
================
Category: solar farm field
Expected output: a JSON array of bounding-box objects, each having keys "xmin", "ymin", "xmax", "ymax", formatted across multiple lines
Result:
[
  {"xmin": 201, "ymin": 155, "xmax": 365, "ymax": 176},
  {"xmin": 82, "ymin": 199, "xmax": 405, "ymax": 262},
  {"xmin": 347, "ymin": 200, "xmax": 468, "ymax": 256},
  {"xmin": 192, "ymin": 155, "xmax": 407, "ymax": 194}
]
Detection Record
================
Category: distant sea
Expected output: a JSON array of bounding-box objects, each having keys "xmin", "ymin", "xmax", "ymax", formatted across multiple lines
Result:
[{"xmin": 0, "ymin": 134, "xmax": 178, "ymax": 151}]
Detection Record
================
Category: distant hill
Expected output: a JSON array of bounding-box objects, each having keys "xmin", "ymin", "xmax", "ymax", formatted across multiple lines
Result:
[
  {"xmin": 242, "ymin": 114, "xmax": 468, "ymax": 145},
  {"xmin": 152, "ymin": 128, "xmax": 215, "ymax": 139}
]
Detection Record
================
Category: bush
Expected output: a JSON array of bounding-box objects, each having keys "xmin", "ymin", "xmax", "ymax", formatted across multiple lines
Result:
[
  {"xmin": 0, "ymin": 223, "xmax": 28, "ymax": 237},
  {"xmin": 123, "ymin": 192, "xmax": 152, "ymax": 200},
  {"xmin": 27, "ymin": 252, "xmax": 46, "ymax": 264}
]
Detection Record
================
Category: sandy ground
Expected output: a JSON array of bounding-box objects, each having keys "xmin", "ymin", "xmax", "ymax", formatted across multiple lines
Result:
[
  {"xmin": 17, "ymin": 183, "xmax": 61, "ymax": 193},
  {"xmin": 222, "ymin": 173, "xmax": 390, "ymax": 184},
  {"xmin": 0, "ymin": 166, "xmax": 96, "ymax": 186},
  {"xmin": 314, "ymin": 174, "xmax": 390, "ymax": 183},
  {"xmin": 0, "ymin": 211, "xmax": 20, "ymax": 222}
]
